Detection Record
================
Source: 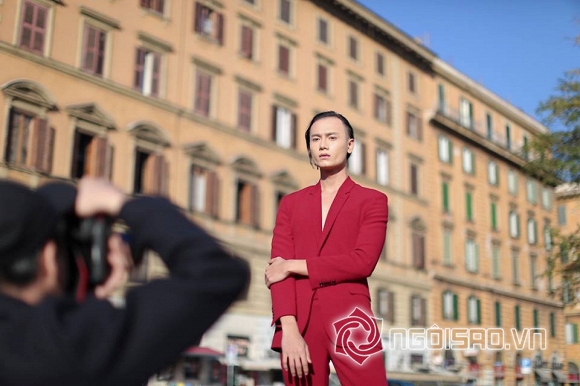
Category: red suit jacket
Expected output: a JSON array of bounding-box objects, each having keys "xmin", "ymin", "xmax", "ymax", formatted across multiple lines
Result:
[{"xmin": 270, "ymin": 177, "xmax": 388, "ymax": 350}]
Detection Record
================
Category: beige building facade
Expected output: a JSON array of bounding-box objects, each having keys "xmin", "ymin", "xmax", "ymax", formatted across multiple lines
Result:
[{"xmin": 0, "ymin": 0, "xmax": 568, "ymax": 384}]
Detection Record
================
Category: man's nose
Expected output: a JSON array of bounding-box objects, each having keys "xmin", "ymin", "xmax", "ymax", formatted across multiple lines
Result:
[{"xmin": 319, "ymin": 138, "xmax": 328, "ymax": 149}]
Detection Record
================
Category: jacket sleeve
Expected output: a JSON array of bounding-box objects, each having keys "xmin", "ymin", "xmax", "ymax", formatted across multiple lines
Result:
[
  {"xmin": 306, "ymin": 192, "xmax": 388, "ymax": 289},
  {"xmin": 269, "ymin": 195, "xmax": 297, "ymax": 324},
  {"xmin": 60, "ymin": 196, "xmax": 250, "ymax": 385}
]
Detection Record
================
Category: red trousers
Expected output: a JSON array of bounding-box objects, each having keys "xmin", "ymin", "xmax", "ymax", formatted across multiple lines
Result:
[{"xmin": 281, "ymin": 298, "xmax": 388, "ymax": 386}]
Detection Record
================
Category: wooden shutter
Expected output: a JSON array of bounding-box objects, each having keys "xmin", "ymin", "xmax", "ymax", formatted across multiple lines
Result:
[
  {"xmin": 271, "ymin": 105, "xmax": 278, "ymax": 141},
  {"xmin": 290, "ymin": 112, "xmax": 297, "ymax": 149},
  {"xmin": 155, "ymin": 154, "xmax": 168, "ymax": 195},
  {"xmin": 32, "ymin": 118, "xmax": 53, "ymax": 173},
  {"xmin": 194, "ymin": 3, "xmax": 203, "ymax": 33},
  {"xmin": 251, "ymin": 183, "xmax": 260, "ymax": 229},
  {"xmin": 279, "ymin": 45, "xmax": 289, "ymax": 74},
  {"xmin": 388, "ymin": 291, "xmax": 395, "ymax": 323},
  {"xmin": 420, "ymin": 297, "xmax": 427, "ymax": 326},
  {"xmin": 151, "ymin": 52, "xmax": 161, "ymax": 97},
  {"xmin": 93, "ymin": 137, "xmax": 112, "ymax": 179},
  {"xmin": 241, "ymin": 25, "xmax": 252, "ymax": 58},
  {"xmin": 207, "ymin": 170, "xmax": 219, "ymax": 218},
  {"xmin": 318, "ymin": 64, "xmax": 327, "ymax": 91},
  {"xmin": 216, "ymin": 13, "xmax": 224, "ymax": 45},
  {"xmin": 417, "ymin": 116, "xmax": 423, "ymax": 141},
  {"xmin": 453, "ymin": 293, "xmax": 459, "ymax": 321},
  {"xmin": 134, "ymin": 48, "xmax": 145, "ymax": 89},
  {"xmin": 386, "ymin": 99, "xmax": 392, "ymax": 126}
]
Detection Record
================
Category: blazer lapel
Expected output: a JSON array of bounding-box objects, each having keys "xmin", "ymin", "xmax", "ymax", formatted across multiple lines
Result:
[{"xmin": 318, "ymin": 177, "xmax": 354, "ymax": 252}]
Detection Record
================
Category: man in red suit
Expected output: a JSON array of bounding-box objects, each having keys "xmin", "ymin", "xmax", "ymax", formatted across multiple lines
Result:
[{"xmin": 266, "ymin": 111, "xmax": 389, "ymax": 385}]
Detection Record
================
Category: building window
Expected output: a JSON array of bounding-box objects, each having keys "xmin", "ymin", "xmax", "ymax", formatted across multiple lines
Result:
[
  {"xmin": 134, "ymin": 48, "xmax": 161, "ymax": 97},
  {"xmin": 317, "ymin": 17, "xmax": 328, "ymax": 44},
  {"xmin": 376, "ymin": 52, "xmax": 385, "ymax": 76},
  {"xmin": 278, "ymin": 0, "xmax": 292, "ymax": 24},
  {"xmin": 442, "ymin": 182, "xmax": 450, "ymax": 213},
  {"xmin": 348, "ymin": 141, "xmax": 365, "ymax": 176},
  {"xmin": 237, "ymin": 88, "xmax": 253, "ymax": 132},
  {"xmin": 71, "ymin": 130, "xmax": 112, "ymax": 179},
  {"xmin": 490, "ymin": 201, "xmax": 498, "ymax": 230},
  {"xmin": 194, "ymin": 2, "xmax": 224, "ymax": 45},
  {"xmin": 530, "ymin": 254, "xmax": 538, "ymax": 289},
  {"xmin": 512, "ymin": 250, "xmax": 520, "ymax": 284},
  {"xmin": 465, "ymin": 191, "xmax": 473, "ymax": 222},
  {"xmin": 557, "ymin": 205, "xmax": 567, "ymax": 225},
  {"xmin": 140, "ymin": 0, "xmax": 164, "ymax": 14},
  {"xmin": 438, "ymin": 135, "xmax": 452, "ymax": 163},
  {"xmin": 462, "ymin": 148, "xmax": 475, "ymax": 174},
  {"xmin": 377, "ymin": 288, "xmax": 394, "ymax": 323},
  {"xmin": 271, "ymin": 105, "xmax": 296, "ymax": 149},
  {"xmin": 348, "ymin": 35, "xmax": 358, "ymax": 61},
  {"xmin": 526, "ymin": 179, "xmax": 537, "ymax": 204},
  {"xmin": 544, "ymin": 225, "xmax": 552, "ymax": 251},
  {"xmin": 550, "ymin": 313, "xmax": 556, "ymax": 338},
  {"xmin": 194, "ymin": 69, "xmax": 213, "ymax": 117},
  {"xmin": 541, "ymin": 187, "xmax": 552, "ymax": 210},
  {"xmin": 406, "ymin": 111, "xmax": 422, "ymax": 141},
  {"xmin": 317, "ymin": 62, "xmax": 328, "ymax": 93},
  {"xmin": 523, "ymin": 135, "xmax": 530, "ymax": 160},
  {"xmin": 4, "ymin": 107, "xmax": 54, "ymax": 174},
  {"xmin": 443, "ymin": 228, "xmax": 452, "ymax": 266},
  {"xmin": 410, "ymin": 163, "xmax": 419, "ymax": 196},
  {"xmin": 348, "ymin": 79, "xmax": 359, "ymax": 109},
  {"xmin": 240, "ymin": 24, "xmax": 255, "ymax": 60},
  {"xmin": 492, "ymin": 244, "xmax": 500, "ymax": 279},
  {"xmin": 374, "ymin": 93, "xmax": 392, "ymax": 125},
  {"xmin": 566, "ymin": 323, "xmax": 579, "ymax": 344},
  {"xmin": 505, "ymin": 123, "xmax": 511, "ymax": 150},
  {"xmin": 438, "ymin": 83, "xmax": 445, "ymax": 112},
  {"xmin": 515, "ymin": 305, "xmax": 521, "ymax": 330},
  {"xmin": 527, "ymin": 218, "xmax": 537, "ymax": 245},
  {"xmin": 508, "ymin": 169, "xmax": 518, "ymax": 195},
  {"xmin": 467, "ymin": 296, "xmax": 481, "ymax": 325},
  {"xmin": 376, "ymin": 148, "xmax": 389, "ymax": 186},
  {"xmin": 235, "ymin": 179, "xmax": 260, "ymax": 228},
  {"xmin": 81, "ymin": 24, "xmax": 107, "ymax": 76},
  {"xmin": 278, "ymin": 43, "xmax": 290, "ymax": 75},
  {"xmin": 189, "ymin": 165, "xmax": 219, "ymax": 217},
  {"xmin": 18, "ymin": 0, "xmax": 48, "ymax": 55},
  {"xmin": 509, "ymin": 211, "xmax": 520, "ymax": 238},
  {"xmin": 443, "ymin": 290, "xmax": 458, "ymax": 321},
  {"xmin": 133, "ymin": 149, "xmax": 168, "ymax": 195},
  {"xmin": 460, "ymin": 98, "xmax": 473, "ymax": 129},
  {"xmin": 495, "ymin": 301, "xmax": 501, "ymax": 327},
  {"xmin": 488, "ymin": 161, "xmax": 498, "ymax": 186},
  {"xmin": 408, "ymin": 71, "xmax": 416, "ymax": 94},
  {"xmin": 486, "ymin": 113, "xmax": 493, "ymax": 139},
  {"xmin": 411, "ymin": 295, "xmax": 426, "ymax": 327},
  {"xmin": 412, "ymin": 232, "xmax": 425, "ymax": 270},
  {"xmin": 465, "ymin": 237, "xmax": 478, "ymax": 273}
]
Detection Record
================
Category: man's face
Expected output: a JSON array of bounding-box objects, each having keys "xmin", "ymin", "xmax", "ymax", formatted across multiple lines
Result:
[{"xmin": 309, "ymin": 117, "xmax": 354, "ymax": 171}]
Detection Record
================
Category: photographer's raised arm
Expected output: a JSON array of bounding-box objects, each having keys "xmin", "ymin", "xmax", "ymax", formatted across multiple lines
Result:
[{"xmin": 72, "ymin": 179, "xmax": 250, "ymax": 384}]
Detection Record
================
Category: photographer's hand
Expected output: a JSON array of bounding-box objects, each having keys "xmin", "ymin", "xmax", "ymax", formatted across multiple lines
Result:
[
  {"xmin": 75, "ymin": 178, "xmax": 126, "ymax": 217},
  {"xmin": 94, "ymin": 234, "xmax": 133, "ymax": 299}
]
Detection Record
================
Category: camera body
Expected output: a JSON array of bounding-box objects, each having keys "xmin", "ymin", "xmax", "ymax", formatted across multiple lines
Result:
[{"xmin": 58, "ymin": 213, "xmax": 112, "ymax": 296}]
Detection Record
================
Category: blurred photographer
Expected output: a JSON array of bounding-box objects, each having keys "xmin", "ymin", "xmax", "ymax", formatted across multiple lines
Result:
[{"xmin": 0, "ymin": 177, "xmax": 249, "ymax": 386}]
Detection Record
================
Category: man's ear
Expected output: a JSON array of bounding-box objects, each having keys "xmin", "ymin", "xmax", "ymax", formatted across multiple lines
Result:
[{"xmin": 347, "ymin": 138, "xmax": 354, "ymax": 154}]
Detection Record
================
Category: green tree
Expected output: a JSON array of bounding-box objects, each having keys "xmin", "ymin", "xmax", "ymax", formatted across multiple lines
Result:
[{"xmin": 527, "ymin": 64, "xmax": 580, "ymax": 302}]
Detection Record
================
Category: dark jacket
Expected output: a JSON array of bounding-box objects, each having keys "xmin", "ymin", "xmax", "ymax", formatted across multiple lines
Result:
[{"xmin": 0, "ymin": 196, "xmax": 249, "ymax": 386}]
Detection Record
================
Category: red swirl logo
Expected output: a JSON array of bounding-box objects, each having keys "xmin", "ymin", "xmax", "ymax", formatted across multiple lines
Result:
[{"xmin": 333, "ymin": 307, "xmax": 383, "ymax": 365}]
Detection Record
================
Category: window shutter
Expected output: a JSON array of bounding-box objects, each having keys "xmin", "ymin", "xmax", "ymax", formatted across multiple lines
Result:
[
  {"xmin": 151, "ymin": 53, "xmax": 161, "ymax": 97},
  {"xmin": 477, "ymin": 299, "xmax": 481, "ymax": 324},
  {"xmin": 32, "ymin": 118, "xmax": 50, "ymax": 172},
  {"xmin": 156, "ymin": 0, "xmax": 165, "ymax": 13},
  {"xmin": 141, "ymin": 0, "xmax": 149, "ymax": 6},
  {"xmin": 271, "ymin": 105, "xmax": 278, "ymax": 141},
  {"xmin": 134, "ymin": 48, "xmax": 145, "ymax": 89},
  {"xmin": 207, "ymin": 170, "xmax": 220, "ymax": 218},
  {"xmin": 386, "ymin": 99, "xmax": 392, "ymax": 126},
  {"xmin": 360, "ymin": 142, "xmax": 366, "ymax": 175},
  {"xmin": 448, "ymin": 140, "xmax": 453, "ymax": 163},
  {"xmin": 442, "ymin": 182, "xmax": 449, "ymax": 212},
  {"xmin": 251, "ymin": 183, "xmax": 260, "ymax": 229},
  {"xmin": 420, "ymin": 297, "xmax": 427, "ymax": 326},
  {"xmin": 574, "ymin": 324, "xmax": 579, "ymax": 343},
  {"xmin": 217, "ymin": 13, "xmax": 224, "ymax": 45},
  {"xmin": 194, "ymin": 3, "xmax": 203, "ymax": 33},
  {"xmin": 374, "ymin": 94, "xmax": 380, "ymax": 119},
  {"xmin": 19, "ymin": 2, "xmax": 35, "ymax": 49},
  {"xmin": 388, "ymin": 291, "xmax": 395, "ymax": 323},
  {"xmin": 241, "ymin": 25, "xmax": 252, "ymax": 58},
  {"xmin": 417, "ymin": 116, "xmax": 423, "ymax": 141},
  {"xmin": 279, "ymin": 45, "xmax": 289, "ymax": 73},
  {"xmin": 442, "ymin": 292, "xmax": 446, "ymax": 319},
  {"xmin": 453, "ymin": 293, "xmax": 459, "ymax": 321},
  {"xmin": 290, "ymin": 112, "xmax": 297, "ymax": 149},
  {"xmin": 157, "ymin": 154, "xmax": 168, "ymax": 195},
  {"xmin": 318, "ymin": 64, "xmax": 327, "ymax": 91},
  {"xmin": 94, "ymin": 137, "xmax": 110, "ymax": 178}
]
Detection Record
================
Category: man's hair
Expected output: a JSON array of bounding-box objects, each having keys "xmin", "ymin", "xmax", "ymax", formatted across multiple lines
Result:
[
  {"xmin": 0, "ymin": 251, "xmax": 41, "ymax": 287},
  {"xmin": 304, "ymin": 111, "xmax": 355, "ymax": 167}
]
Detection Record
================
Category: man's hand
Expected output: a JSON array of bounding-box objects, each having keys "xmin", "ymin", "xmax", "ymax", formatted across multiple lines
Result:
[
  {"xmin": 75, "ymin": 178, "xmax": 126, "ymax": 218},
  {"xmin": 94, "ymin": 234, "xmax": 133, "ymax": 299},
  {"xmin": 265, "ymin": 257, "xmax": 289, "ymax": 288},
  {"xmin": 280, "ymin": 317, "xmax": 311, "ymax": 378}
]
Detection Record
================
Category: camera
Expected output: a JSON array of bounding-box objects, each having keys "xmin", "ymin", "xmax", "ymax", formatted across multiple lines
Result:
[{"xmin": 38, "ymin": 182, "xmax": 113, "ymax": 298}]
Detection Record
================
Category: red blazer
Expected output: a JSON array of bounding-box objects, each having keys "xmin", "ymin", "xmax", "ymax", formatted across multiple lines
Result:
[{"xmin": 270, "ymin": 177, "xmax": 388, "ymax": 350}]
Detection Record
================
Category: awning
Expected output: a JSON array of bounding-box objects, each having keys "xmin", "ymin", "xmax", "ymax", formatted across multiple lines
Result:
[
  {"xmin": 239, "ymin": 359, "xmax": 281, "ymax": 371},
  {"xmin": 183, "ymin": 346, "xmax": 223, "ymax": 357},
  {"xmin": 553, "ymin": 370, "xmax": 568, "ymax": 383},
  {"xmin": 535, "ymin": 368, "xmax": 553, "ymax": 382}
]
